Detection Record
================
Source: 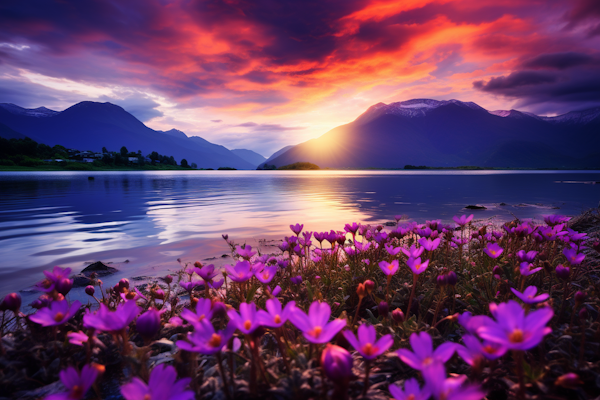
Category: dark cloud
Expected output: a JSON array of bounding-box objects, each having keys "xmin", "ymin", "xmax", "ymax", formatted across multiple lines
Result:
[
  {"xmin": 564, "ymin": 0, "xmax": 600, "ymax": 36},
  {"xmin": 99, "ymin": 93, "xmax": 163, "ymax": 122},
  {"xmin": 473, "ymin": 63, "xmax": 600, "ymax": 114},
  {"xmin": 521, "ymin": 52, "xmax": 596, "ymax": 70},
  {"xmin": 241, "ymin": 70, "xmax": 279, "ymax": 84},
  {"xmin": 211, "ymin": 119, "xmax": 222, "ymax": 123}
]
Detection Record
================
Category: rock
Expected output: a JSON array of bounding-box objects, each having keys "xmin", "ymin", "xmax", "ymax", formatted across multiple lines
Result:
[
  {"xmin": 499, "ymin": 202, "xmax": 507, "ymax": 206},
  {"xmin": 221, "ymin": 254, "xmax": 230, "ymax": 258},
  {"xmin": 81, "ymin": 261, "xmax": 118, "ymax": 276},
  {"xmin": 384, "ymin": 221, "xmax": 396, "ymax": 226},
  {"xmin": 465, "ymin": 205, "xmax": 487, "ymax": 210},
  {"xmin": 72, "ymin": 274, "xmax": 92, "ymax": 287}
]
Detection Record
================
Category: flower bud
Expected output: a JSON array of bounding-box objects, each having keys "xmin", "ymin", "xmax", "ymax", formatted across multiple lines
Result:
[
  {"xmin": 85, "ymin": 285, "xmax": 95, "ymax": 296},
  {"xmin": 555, "ymin": 373, "xmax": 583, "ymax": 389},
  {"xmin": 194, "ymin": 261, "xmax": 202, "ymax": 269},
  {"xmin": 136, "ymin": 308, "xmax": 161, "ymax": 339},
  {"xmin": 579, "ymin": 307, "xmax": 589, "ymax": 320},
  {"xmin": 446, "ymin": 271, "xmax": 457, "ymax": 286},
  {"xmin": 321, "ymin": 344, "xmax": 353, "ymax": 383},
  {"xmin": 538, "ymin": 251, "xmax": 548, "ymax": 261},
  {"xmin": 437, "ymin": 274, "xmax": 448, "ymax": 287},
  {"xmin": 356, "ymin": 283, "xmax": 366, "ymax": 298},
  {"xmin": 492, "ymin": 265, "xmax": 503, "ymax": 276},
  {"xmin": 153, "ymin": 287, "xmax": 165, "ymax": 300},
  {"xmin": 1, "ymin": 293, "xmax": 21, "ymax": 312},
  {"xmin": 575, "ymin": 291, "xmax": 587, "ymax": 303},
  {"xmin": 542, "ymin": 260, "xmax": 552, "ymax": 273},
  {"xmin": 118, "ymin": 278, "xmax": 130, "ymax": 290},
  {"xmin": 55, "ymin": 278, "xmax": 73, "ymax": 295},
  {"xmin": 164, "ymin": 275, "xmax": 173, "ymax": 284},
  {"xmin": 212, "ymin": 301, "xmax": 227, "ymax": 319},
  {"xmin": 222, "ymin": 234, "xmax": 229, "ymax": 240},
  {"xmin": 363, "ymin": 280, "xmax": 375, "ymax": 294},
  {"xmin": 392, "ymin": 308, "xmax": 405, "ymax": 323},
  {"xmin": 555, "ymin": 265, "xmax": 570, "ymax": 281},
  {"xmin": 378, "ymin": 301, "xmax": 389, "ymax": 318}
]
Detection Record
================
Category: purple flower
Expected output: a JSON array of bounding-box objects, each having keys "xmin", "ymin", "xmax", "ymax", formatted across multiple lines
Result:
[
  {"xmin": 385, "ymin": 243, "xmax": 402, "ymax": 256},
  {"xmin": 210, "ymin": 278, "xmax": 224, "ymax": 289},
  {"xmin": 402, "ymin": 244, "xmax": 425, "ymax": 258},
  {"xmin": 555, "ymin": 264, "xmax": 570, "ymax": 280},
  {"xmin": 544, "ymin": 214, "xmax": 570, "ymax": 226},
  {"xmin": 255, "ymin": 264, "xmax": 278, "ymax": 284},
  {"xmin": 290, "ymin": 275, "xmax": 303, "ymax": 284},
  {"xmin": 289, "ymin": 301, "xmax": 346, "ymax": 344},
  {"xmin": 407, "ymin": 257, "xmax": 429, "ymax": 275},
  {"xmin": 563, "ymin": 247, "xmax": 585, "ymax": 265},
  {"xmin": 453, "ymin": 214, "xmax": 474, "ymax": 227},
  {"xmin": 279, "ymin": 241, "xmax": 290, "ymax": 252},
  {"xmin": 343, "ymin": 324, "xmax": 393, "ymax": 360},
  {"xmin": 516, "ymin": 250, "xmax": 537, "ymax": 263},
  {"xmin": 457, "ymin": 334, "xmax": 506, "ymax": 365},
  {"xmin": 223, "ymin": 260, "xmax": 253, "ymax": 282},
  {"xmin": 458, "ymin": 312, "xmax": 489, "ymax": 335},
  {"xmin": 121, "ymin": 364, "xmax": 193, "ymax": 400},
  {"xmin": 314, "ymin": 231, "xmax": 326, "ymax": 244},
  {"xmin": 397, "ymin": 332, "xmax": 458, "ymax": 371},
  {"xmin": 181, "ymin": 298, "xmax": 214, "ymax": 326},
  {"xmin": 483, "ymin": 243, "xmax": 503, "ymax": 259},
  {"xmin": 422, "ymin": 362, "xmax": 486, "ymax": 400},
  {"xmin": 1, "ymin": 293, "xmax": 21, "ymax": 312},
  {"xmin": 83, "ymin": 300, "xmax": 141, "ymax": 333},
  {"xmin": 227, "ymin": 302, "xmax": 262, "ymax": 334},
  {"xmin": 321, "ymin": 344, "xmax": 354, "ymax": 383},
  {"xmin": 511, "ymin": 286, "xmax": 549, "ymax": 304},
  {"xmin": 277, "ymin": 259, "xmax": 289, "ymax": 269},
  {"xmin": 270, "ymin": 285, "xmax": 282, "ymax": 296},
  {"xmin": 290, "ymin": 223, "xmax": 304, "ymax": 235},
  {"xmin": 236, "ymin": 245, "xmax": 256, "ymax": 259},
  {"xmin": 389, "ymin": 378, "xmax": 431, "ymax": 400},
  {"xmin": 36, "ymin": 266, "xmax": 72, "ymax": 293},
  {"xmin": 379, "ymin": 260, "xmax": 399, "ymax": 276},
  {"xmin": 30, "ymin": 299, "xmax": 81, "ymax": 327},
  {"xmin": 257, "ymin": 298, "xmax": 296, "ymax": 328},
  {"xmin": 196, "ymin": 264, "xmax": 218, "ymax": 282},
  {"xmin": 418, "ymin": 237, "xmax": 441, "ymax": 251},
  {"xmin": 177, "ymin": 320, "xmax": 236, "ymax": 355},
  {"xmin": 344, "ymin": 222, "xmax": 360, "ymax": 235},
  {"xmin": 179, "ymin": 280, "xmax": 201, "ymax": 293},
  {"xmin": 477, "ymin": 300, "xmax": 553, "ymax": 351},
  {"xmin": 519, "ymin": 262, "xmax": 542, "ymax": 276},
  {"xmin": 136, "ymin": 308, "xmax": 163, "ymax": 339},
  {"xmin": 45, "ymin": 365, "xmax": 99, "ymax": 400}
]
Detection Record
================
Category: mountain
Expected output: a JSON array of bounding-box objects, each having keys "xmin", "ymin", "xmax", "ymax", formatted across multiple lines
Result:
[
  {"xmin": 230, "ymin": 149, "xmax": 266, "ymax": 167},
  {"xmin": 267, "ymin": 99, "xmax": 600, "ymax": 169},
  {"xmin": 262, "ymin": 145, "xmax": 295, "ymax": 166},
  {"xmin": 0, "ymin": 102, "xmax": 255, "ymax": 169},
  {"xmin": 0, "ymin": 122, "xmax": 27, "ymax": 140}
]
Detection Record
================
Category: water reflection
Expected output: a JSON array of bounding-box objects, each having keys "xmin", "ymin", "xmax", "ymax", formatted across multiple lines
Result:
[{"xmin": 0, "ymin": 170, "xmax": 598, "ymax": 293}]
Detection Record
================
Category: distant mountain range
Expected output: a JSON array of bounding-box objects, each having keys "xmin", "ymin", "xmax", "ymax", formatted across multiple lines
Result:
[
  {"xmin": 265, "ymin": 99, "xmax": 600, "ymax": 169},
  {"xmin": 0, "ymin": 102, "xmax": 257, "ymax": 169}
]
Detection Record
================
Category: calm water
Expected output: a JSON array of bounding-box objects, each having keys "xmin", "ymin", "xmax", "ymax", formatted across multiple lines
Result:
[{"xmin": 1, "ymin": 170, "xmax": 599, "ymax": 295}]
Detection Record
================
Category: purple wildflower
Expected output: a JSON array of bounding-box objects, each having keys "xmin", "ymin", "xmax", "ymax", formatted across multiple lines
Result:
[
  {"xmin": 516, "ymin": 250, "xmax": 537, "ymax": 263},
  {"xmin": 120, "ymin": 364, "xmax": 193, "ymax": 400},
  {"xmin": 555, "ymin": 264, "xmax": 570, "ymax": 280},
  {"xmin": 45, "ymin": 365, "xmax": 99, "ymax": 400},
  {"xmin": 196, "ymin": 264, "xmax": 218, "ymax": 282},
  {"xmin": 289, "ymin": 301, "xmax": 346, "ymax": 344},
  {"xmin": 344, "ymin": 222, "xmax": 360, "ymax": 235},
  {"xmin": 544, "ymin": 214, "xmax": 570, "ymax": 226},
  {"xmin": 227, "ymin": 302, "xmax": 262, "ymax": 334},
  {"xmin": 511, "ymin": 286, "xmax": 549, "ymax": 304},
  {"xmin": 179, "ymin": 280, "xmax": 201, "ymax": 293},
  {"xmin": 136, "ymin": 308, "xmax": 163, "ymax": 339},
  {"xmin": 257, "ymin": 298, "xmax": 296, "ymax": 328},
  {"xmin": 343, "ymin": 324, "xmax": 393, "ymax": 360},
  {"xmin": 477, "ymin": 300, "xmax": 553, "ymax": 351},
  {"xmin": 418, "ymin": 237, "xmax": 441, "ymax": 251},
  {"xmin": 255, "ymin": 264, "xmax": 278, "ymax": 284},
  {"xmin": 290, "ymin": 276, "xmax": 303, "ymax": 284},
  {"xmin": 402, "ymin": 244, "xmax": 425, "ymax": 258},
  {"xmin": 406, "ymin": 257, "xmax": 429, "ymax": 275},
  {"xmin": 36, "ymin": 266, "xmax": 72, "ymax": 293},
  {"xmin": 396, "ymin": 332, "xmax": 458, "ymax": 371},
  {"xmin": 483, "ymin": 243, "xmax": 503, "ymax": 259},
  {"xmin": 422, "ymin": 362, "xmax": 486, "ymax": 400},
  {"xmin": 321, "ymin": 344, "xmax": 354, "ymax": 383},
  {"xmin": 458, "ymin": 312, "xmax": 489, "ymax": 335},
  {"xmin": 457, "ymin": 334, "xmax": 506, "ymax": 365},
  {"xmin": 290, "ymin": 223, "xmax": 304, "ymax": 235},
  {"xmin": 389, "ymin": 378, "xmax": 431, "ymax": 400},
  {"xmin": 236, "ymin": 245, "xmax": 256, "ymax": 259},
  {"xmin": 210, "ymin": 278, "xmax": 224, "ymax": 289},
  {"xmin": 30, "ymin": 299, "xmax": 81, "ymax": 327},
  {"xmin": 379, "ymin": 260, "xmax": 399, "ymax": 276},
  {"xmin": 563, "ymin": 247, "xmax": 585, "ymax": 265},
  {"xmin": 177, "ymin": 320, "xmax": 236, "ymax": 355},
  {"xmin": 519, "ymin": 262, "xmax": 542, "ymax": 276},
  {"xmin": 223, "ymin": 260, "xmax": 253, "ymax": 282},
  {"xmin": 453, "ymin": 214, "xmax": 474, "ymax": 227},
  {"xmin": 83, "ymin": 300, "xmax": 141, "ymax": 333},
  {"xmin": 385, "ymin": 243, "xmax": 402, "ymax": 256},
  {"xmin": 181, "ymin": 298, "xmax": 214, "ymax": 326}
]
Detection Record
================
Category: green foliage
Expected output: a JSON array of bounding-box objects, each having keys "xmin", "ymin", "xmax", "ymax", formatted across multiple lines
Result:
[
  {"xmin": 217, "ymin": 167, "xmax": 237, "ymax": 170},
  {"xmin": 180, "ymin": 159, "xmax": 189, "ymax": 168},
  {"xmin": 278, "ymin": 162, "xmax": 320, "ymax": 170}
]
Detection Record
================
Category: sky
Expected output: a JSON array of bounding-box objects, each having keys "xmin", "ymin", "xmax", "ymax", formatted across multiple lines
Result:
[{"xmin": 1, "ymin": 0, "xmax": 599, "ymax": 157}]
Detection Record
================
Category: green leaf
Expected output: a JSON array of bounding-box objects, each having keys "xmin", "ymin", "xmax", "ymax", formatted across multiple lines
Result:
[
  {"xmin": 306, "ymin": 281, "xmax": 314, "ymax": 303},
  {"xmin": 246, "ymin": 285, "xmax": 258, "ymax": 302}
]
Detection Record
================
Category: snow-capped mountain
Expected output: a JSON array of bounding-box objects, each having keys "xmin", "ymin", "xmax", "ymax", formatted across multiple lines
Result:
[
  {"xmin": 355, "ymin": 99, "xmax": 485, "ymax": 124},
  {"xmin": 0, "ymin": 103, "xmax": 59, "ymax": 117}
]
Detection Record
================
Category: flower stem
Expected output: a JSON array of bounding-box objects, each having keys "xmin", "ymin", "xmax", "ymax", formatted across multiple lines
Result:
[
  {"xmin": 406, "ymin": 274, "xmax": 418, "ymax": 320},
  {"xmin": 362, "ymin": 360, "xmax": 371, "ymax": 396},
  {"xmin": 216, "ymin": 352, "xmax": 232, "ymax": 400},
  {"xmin": 352, "ymin": 296, "xmax": 363, "ymax": 326},
  {"xmin": 513, "ymin": 350, "xmax": 525, "ymax": 400}
]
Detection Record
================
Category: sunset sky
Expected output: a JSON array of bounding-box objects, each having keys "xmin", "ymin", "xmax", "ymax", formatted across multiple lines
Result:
[{"xmin": 1, "ymin": 0, "xmax": 599, "ymax": 156}]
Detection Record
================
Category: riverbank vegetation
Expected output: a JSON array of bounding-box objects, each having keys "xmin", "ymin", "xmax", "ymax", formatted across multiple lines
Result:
[{"xmin": 1, "ymin": 209, "xmax": 599, "ymax": 399}]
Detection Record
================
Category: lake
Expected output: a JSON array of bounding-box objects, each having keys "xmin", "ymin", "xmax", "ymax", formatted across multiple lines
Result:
[{"xmin": 1, "ymin": 170, "xmax": 599, "ymax": 297}]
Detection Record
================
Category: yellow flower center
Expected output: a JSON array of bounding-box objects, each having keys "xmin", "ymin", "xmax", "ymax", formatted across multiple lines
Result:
[
  {"xmin": 244, "ymin": 320, "xmax": 252, "ymax": 330},
  {"xmin": 388, "ymin": 265, "xmax": 393, "ymax": 271},
  {"xmin": 72, "ymin": 385, "xmax": 84, "ymax": 398},
  {"xmin": 483, "ymin": 345, "xmax": 496, "ymax": 354},
  {"xmin": 263, "ymin": 272, "xmax": 270, "ymax": 279},
  {"xmin": 422, "ymin": 356, "xmax": 433, "ymax": 367},
  {"xmin": 208, "ymin": 333, "xmax": 222, "ymax": 348},
  {"xmin": 54, "ymin": 312, "xmax": 64, "ymax": 322},
  {"xmin": 415, "ymin": 263, "xmax": 421, "ymax": 271},
  {"xmin": 311, "ymin": 326, "xmax": 323, "ymax": 338},
  {"xmin": 144, "ymin": 394, "xmax": 152, "ymax": 400},
  {"xmin": 361, "ymin": 342, "xmax": 379, "ymax": 356},
  {"xmin": 491, "ymin": 250, "xmax": 496, "ymax": 255},
  {"xmin": 407, "ymin": 395, "xmax": 415, "ymax": 400},
  {"xmin": 509, "ymin": 329, "xmax": 524, "ymax": 343},
  {"xmin": 274, "ymin": 315, "xmax": 282, "ymax": 324},
  {"xmin": 198, "ymin": 314, "xmax": 205, "ymax": 321},
  {"xmin": 126, "ymin": 291, "xmax": 136, "ymax": 300}
]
